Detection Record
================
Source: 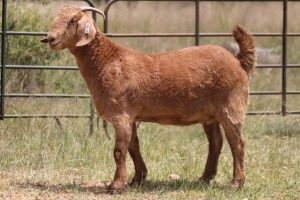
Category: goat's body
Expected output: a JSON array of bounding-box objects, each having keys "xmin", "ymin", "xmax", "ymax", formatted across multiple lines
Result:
[
  {"xmin": 71, "ymin": 35, "xmax": 248, "ymax": 126},
  {"xmin": 134, "ymin": 46, "xmax": 247, "ymax": 126},
  {"xmin": 42, "ymin": 6, "xmax": 256, "ymax": 192}
]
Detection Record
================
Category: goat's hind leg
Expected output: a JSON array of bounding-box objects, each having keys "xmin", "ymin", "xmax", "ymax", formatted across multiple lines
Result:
[
  {"xmin": 128, "ymin": 122, "xmax": 148, "ymax": 186},
  {"xmin": 222, "ymin": 121, "xmax": 246, "ymax": 189},
  {"xmin": 199, "ymin": 121, "xmax": 223, "ymax": 184}
]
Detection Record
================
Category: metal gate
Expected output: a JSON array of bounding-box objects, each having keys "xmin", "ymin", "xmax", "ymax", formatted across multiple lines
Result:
[
  {"xmin": 1, "ymin": 0, "xmax": 300, "ymax": 134},
  {"xmin": 103, "ymin": 0, "xmax": 300, "ymax": 116},
  {"xmin": 0, "ymin": 0, "xmax": 98, "ymax": 134}
]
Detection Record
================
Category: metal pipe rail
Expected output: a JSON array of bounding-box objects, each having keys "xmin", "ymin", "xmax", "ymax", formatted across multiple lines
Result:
[
  {"xmin": 5, "ymin": 94, "xmax": 90, "ymax": 98},
  {"xmin": 5, "ymin": 65, "xmax": 78, "ymax": 70},
  {"xmin": 3, "ymin": 64, "xmax": 300, "ymax": 69},
  {"xmin": 2, "ymin": 31, "xmax": 300, "ymax": 37},
  {"xmin": 1, "ymin": 0, "xmax": 6, "ymax": 120}
]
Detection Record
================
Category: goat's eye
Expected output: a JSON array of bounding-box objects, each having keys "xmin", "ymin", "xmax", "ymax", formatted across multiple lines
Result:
[{"xmin": 70, "ymin": 19, "xmax": 77, "ymax": 24}]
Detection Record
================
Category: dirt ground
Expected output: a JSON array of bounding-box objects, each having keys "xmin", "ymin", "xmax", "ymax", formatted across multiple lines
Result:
[{"xmin": 0, "ymin": 179, "xmax": 109, "ymax": 200}]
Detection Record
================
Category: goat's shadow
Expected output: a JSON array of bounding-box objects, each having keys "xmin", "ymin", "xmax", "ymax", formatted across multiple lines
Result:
[{"xmin": 14, "ymin": 179, "xmax": 233, "ymax": 195}]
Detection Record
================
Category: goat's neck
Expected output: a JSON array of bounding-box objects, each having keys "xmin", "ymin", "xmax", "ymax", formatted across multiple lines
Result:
[{"xmin": 68, "ymin": 32, "xmax": 122, "ymax": 88}]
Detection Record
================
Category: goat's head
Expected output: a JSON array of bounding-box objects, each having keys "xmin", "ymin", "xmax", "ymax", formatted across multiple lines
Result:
[{"xmin": 40, "ymin": 5, "xmax": 105, "ymax": 50}]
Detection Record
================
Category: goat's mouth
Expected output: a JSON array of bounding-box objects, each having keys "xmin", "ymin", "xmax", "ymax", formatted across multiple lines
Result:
[
  {"xmin": 49, "ymin": 40, "xmax": 64, "ymax": 50},
  {"xmin": 40, "ymin": 36, "xmax": 63, "ymax": 50},
  {"xmin": 49, "ymin": 40, "xmax": 61, "ymax": 47}
]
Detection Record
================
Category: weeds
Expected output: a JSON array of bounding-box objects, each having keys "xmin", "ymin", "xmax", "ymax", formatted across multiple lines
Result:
[{"xmin": 0, "ymin": 116, "xmax": 299, "ymax": 199}]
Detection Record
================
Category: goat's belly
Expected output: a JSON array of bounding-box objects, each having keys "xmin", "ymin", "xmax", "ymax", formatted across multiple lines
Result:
[{"xmin": 136, "ymin": 114, "xmax": 215, "ymax": 126}]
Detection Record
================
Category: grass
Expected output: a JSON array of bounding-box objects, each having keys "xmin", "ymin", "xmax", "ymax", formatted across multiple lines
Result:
[
  {"xmin": 0, "ymin": 116, "xmax": 299, "ymax": 199},
  {"xmin": 1, "ymin": 1, "xmax": 300, "ymax": 199}
]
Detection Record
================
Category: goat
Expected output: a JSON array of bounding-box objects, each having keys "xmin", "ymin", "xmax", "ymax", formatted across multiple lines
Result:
[{"xmin": 41, "ymin": 5, "xmax": 256, "ymax": 193}]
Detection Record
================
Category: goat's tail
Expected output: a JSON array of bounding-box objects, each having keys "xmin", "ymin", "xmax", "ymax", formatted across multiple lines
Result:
[{"xmin": 233, "ymin": 25, "xmax": 256, "ymax": 74}]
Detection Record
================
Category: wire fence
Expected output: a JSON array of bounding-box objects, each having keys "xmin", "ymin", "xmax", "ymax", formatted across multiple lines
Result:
[{"xmin": 1, "ymin": 0, "xmax": 300, "ymax": 134}]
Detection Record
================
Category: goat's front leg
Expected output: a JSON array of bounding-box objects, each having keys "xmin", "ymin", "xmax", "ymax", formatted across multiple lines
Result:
[
  {"xmin": 128, "ymin": 122, "xmax": 147, "ymax": 186},
  {"xmin": 107, "ymin": 117, "xmax": 132, "ymax": 194}
]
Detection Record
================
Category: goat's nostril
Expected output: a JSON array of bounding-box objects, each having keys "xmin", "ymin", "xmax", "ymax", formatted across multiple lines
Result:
[
  {"xmin": 40, "ymin": 37, "xmax": 49, "ymax": 43},
  {"xmin": 48, "ymin": 37, "xmax": 55, "ymax": 43}
]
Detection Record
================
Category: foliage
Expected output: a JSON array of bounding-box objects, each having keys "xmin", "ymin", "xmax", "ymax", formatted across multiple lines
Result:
[
  {"xmin": 4, "ymin": 1, "xmax": 60, "ymax": 93},
  {"xmin": 13, "ymin": 0, "xmax": 51, "ymax": 4}
]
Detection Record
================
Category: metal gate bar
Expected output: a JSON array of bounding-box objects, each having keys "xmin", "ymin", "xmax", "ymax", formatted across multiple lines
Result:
[
  {"xmin": 282, "ymin": 0, "xmax": 288, "ymax": 116},
  {"xmin": 0, "ymin": 0, "xmax": 6, "ymax": 120}
]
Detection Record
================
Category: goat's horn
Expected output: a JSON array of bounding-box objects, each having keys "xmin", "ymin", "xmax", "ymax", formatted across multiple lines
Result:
[{"xmin": 80, "ymin": 6, "xmax": 106, "ymax": 20}]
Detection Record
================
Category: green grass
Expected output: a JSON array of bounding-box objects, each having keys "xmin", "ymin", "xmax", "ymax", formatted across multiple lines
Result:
[{"xmin": 0, "ymin": 116, "xmax": 299, "ymax": 199}]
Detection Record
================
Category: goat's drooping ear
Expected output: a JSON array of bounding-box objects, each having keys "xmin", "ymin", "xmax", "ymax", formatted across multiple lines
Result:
[{"xmin": 76, "ymin": 14, "xmax": 96, "ymax": 47}]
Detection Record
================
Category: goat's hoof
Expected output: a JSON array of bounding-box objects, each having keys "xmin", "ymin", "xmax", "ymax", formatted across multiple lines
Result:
[
  {"xmin": 107, "ymin": 181, "xmax": 126, "ymax": 194},
  {"xmin": 198, "ymin": 176, "xmax": 213, "ymax": 185},
  {"xmin": 130, "ymin": 171, "xmax": 147, "ymax": 187},
  {"xmin": 130, "ymin": 176, "xmax": 146, "ymax": 187},
  {"xmin": 231, "ymin": 178, "xmax": 245, "ymax": 190}
]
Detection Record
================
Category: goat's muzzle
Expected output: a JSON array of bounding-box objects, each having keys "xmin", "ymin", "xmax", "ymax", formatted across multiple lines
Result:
[
  {"xmin": 40, "ymin": 36, "xmax": 56, "ymax": 45},
  {"xmin": 40, "ymin": 35, "xmax": 62, "ymax": 51}
]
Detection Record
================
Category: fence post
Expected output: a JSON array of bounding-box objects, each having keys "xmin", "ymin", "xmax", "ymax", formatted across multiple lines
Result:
[
  {"xmin": 85, "ymin": 0, "xmax": 96, "ymax": 135},
  {"xmin": 104, "ymin": 0, "xmax": 117, "ymax": 33},
  {"xmin": 195, "ymin": 0, "xmax": 200, "ymax": 46},
  {"xmin": 82, "ymin": 0, "xmax": 96, "ymax": 20},
  {"xmin": 1, "ymin": 0, "xmax": 7, "ymax": 120},
  {"xmin": 89, "ymin": 99, "xmax": 95, "ymax": 135},
  {"xmin": 282, "ymin": 0, "xmax": 287, "ymax": 116}
]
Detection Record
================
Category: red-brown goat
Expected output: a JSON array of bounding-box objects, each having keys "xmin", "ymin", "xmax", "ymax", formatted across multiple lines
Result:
[{"xmin": 41, "ymin": 5, "xmax": 256, "ymax": 193}]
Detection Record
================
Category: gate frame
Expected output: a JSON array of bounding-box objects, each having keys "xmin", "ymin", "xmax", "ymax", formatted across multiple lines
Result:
[
  {"xmin": 0, "ymin": 0, "xmax": 98, "ymax": 134},
  {"xmin": 103, "ymin": 0, "xmax": 299, "ymax": 116}
]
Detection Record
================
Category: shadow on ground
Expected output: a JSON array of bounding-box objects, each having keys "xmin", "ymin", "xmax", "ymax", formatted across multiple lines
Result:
[{"xmin": 13, "ymin": 179, "xmax": 232, "ymax": 195}]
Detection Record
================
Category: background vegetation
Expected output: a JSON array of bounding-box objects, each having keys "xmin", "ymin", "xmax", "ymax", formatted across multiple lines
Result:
[
  {"xmin": 0, "ymin": 0, "xmax": 299, "ymax": 199},
  {"xmin": 5, "ymin": 1, "xmax": 60, "ymax": 93}
]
